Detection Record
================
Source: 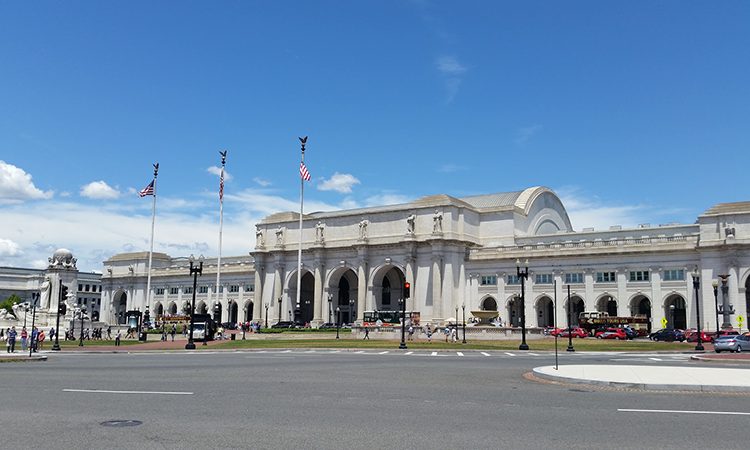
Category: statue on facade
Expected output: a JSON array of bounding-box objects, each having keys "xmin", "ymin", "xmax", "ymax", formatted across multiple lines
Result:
[
  {"xmin": 39, "ymin": 276, "xmax": 52, "ymax": 309},
  {"xmin": 316, "ymin": 221, "xmax": 325, "ymax": 243},
  {"xmin": 725, "ymin": 227, "xmax": 736, "ymax": 238},
  {"xmin": 406, "ymin": 214, "xmax": 416, "ymax": 234},
  {"xmin": 433, "ymin": 210, "xmax": 443, "ymax": 233},
  {"xmin": 255, "ymin": 226, "xmax": 265, "ymax": 247},
  {"xmin": 358, "ymin": 219, "xmax": 369, "ymax": 240},
  {"xmin": 275, "ymin": 226, "xmax": 285, "ymax": 246}
]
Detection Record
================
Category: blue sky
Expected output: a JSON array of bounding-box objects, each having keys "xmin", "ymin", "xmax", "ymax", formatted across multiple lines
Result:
[{"xmin": 1, "ymin": 1, "xmax": 748, "ymax": 272}]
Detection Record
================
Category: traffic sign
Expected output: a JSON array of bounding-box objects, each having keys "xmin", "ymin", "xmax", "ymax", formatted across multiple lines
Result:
[
  {"xmin": 738, "ymin": 315, "xmax": 744, "ymax": 326},
  {"xmin": 661, "ymin": 317, "xmax": 668, "ymax": 327}
]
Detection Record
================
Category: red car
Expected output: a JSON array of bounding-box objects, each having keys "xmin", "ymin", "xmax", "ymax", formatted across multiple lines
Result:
[
  {"xmin": 683, "ymin": 329, "xmax": 713, "ymax": 343},
  {"xmin": 595, "ymin": 328, "xmax": 628, "ymax": 340},
  {"xmin": 712, "ymin": 329, "xmax": 740, "ymax": 343},
  {"xmin": 558, "ymin": 327, "xmax": 587, "ymax": 338}
]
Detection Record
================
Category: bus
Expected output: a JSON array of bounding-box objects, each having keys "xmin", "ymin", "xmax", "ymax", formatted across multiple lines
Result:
[{"xmin": 362, "ymin": 311, "xmax": 420, "ymax": 327}]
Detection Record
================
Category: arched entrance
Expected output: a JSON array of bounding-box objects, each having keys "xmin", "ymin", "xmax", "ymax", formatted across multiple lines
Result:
[
  {"xmin": 596, "ymin": 295, "xmax": 618, "ymax": 316},
  {"xmin": 536, "ymin": 296, "xmax": 554, "ymax": 327},
  {"xmin": 168, "ymin": 302, "xmax": 177, "ymax": 315},
  {"xmin": 114, "ymin": 292, "xmax": 127, "ymax": 324},
  {"xmin": 565, "ymin": 296, "xmax": 585, "ymax": 326},
  {"xmin": 229, "ymin": 301, "xmax": 238, "ymax": 324},
  {"xmin": 665, "ymin": 295, "xmax": 687, "ymax": 330},
  {"xmin": 288, "ymin": 270, "xmax": 315, "ymax": 325},
  {"xmin": 372, "ymin": 266, "xmax": 405, "ymax": 312},
  {"xmin": 182, "ymin": 301, "xmax": 191, "ymax": 315},
  {"xmin": 507, "ymin": 296, "xmax": 523, "ymax": 327},
  {"xmin": 197, "ymin": 301, "xmax": 207, "ymax": 315},
  {"xmin": 244, "ymin": 301, "xmax": 254, "ymax": 322},
  {"xmin": 213, "ymin": 302, "xmax": 222, "ymax": 323},
  {"xmin": 154, "ymin": 303, "xmax": 164, "ymax": 320},
  {"xmin": 481, "ymin": 297, "xmax": 497, "ymax": 311},
  {"xmin": 630, "ymin": 295, "xmax": 652, "ymax": 332}
]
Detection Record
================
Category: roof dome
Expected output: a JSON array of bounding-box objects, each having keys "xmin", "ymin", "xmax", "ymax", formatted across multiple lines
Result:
[
  {"xmin": 49, "ymin": 248, "xmax": 77, "ymax": 269},
  {"xmin": 53, "ymin": 248, "xmax": 73, "ymax": 260}
]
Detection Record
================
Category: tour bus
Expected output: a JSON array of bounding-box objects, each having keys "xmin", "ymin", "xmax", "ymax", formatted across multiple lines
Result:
[{"xmin": 362, "ymin": 310, "xmax": 421, "ymax": 327}]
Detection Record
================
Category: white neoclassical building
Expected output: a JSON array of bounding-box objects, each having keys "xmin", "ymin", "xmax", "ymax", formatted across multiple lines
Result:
[{"xmin": 100, "ymin": 187, "xmax": 750, "ymax": 333}]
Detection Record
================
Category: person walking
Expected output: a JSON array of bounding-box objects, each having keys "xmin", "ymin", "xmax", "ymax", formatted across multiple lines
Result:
[
  {"xmin": 407, "ymin": 325, "xmax": 414, "ymax": 341},
  {"xmin": 363, "ymin": 327, "xmax": 370, "ymax": 340},
  {"xmin": 49, "ymin": 327, "xmax": 55, "ymax": 343},
  {"xmin": 115, "ymin": 329, "xmax": 121, "ymax": 346},
  {"xmin": 37, "ymin": 329, "xmax": 46, "ymax": 350},
  {"xmin": 106, "ymin": 326, "xmax": 112, "ymax": 340},
  {"xmin": 20, "ymin": 327, "xmax": 28, "ymax": 351},
  {"xmin": 425, "ymin": 324, "xmax": 432, "ymax": 343},
  {"xmin": 170, "ymin": 324, "xmax": 176, "ymax": 342},
  {"xmin": 7, "ymin": 326, "xmax": 17, "ymax": 353}
]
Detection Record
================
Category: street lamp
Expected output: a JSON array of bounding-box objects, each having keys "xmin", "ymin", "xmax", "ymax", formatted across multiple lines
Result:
[
  {"xmin": 335, "ymin": 306, "xmax": 341, "ymax": 339},
  {"xmin": 669, "ymin": 304, "xmax": 675, "ymax": 329},
  {"xmin": 712, "ymin": 280, "xmax": 720, "ymax": 334},
  {"xmin": 398, "ymin": 297, "xmax": 407, "ymax": 350},
  {"xmin": 185, "ymin": 254, "xmax": 203, "ymax": 350},
  {"xmin": 691, "ymin": 268, "xmax": 705, "ymax": 352},
  {"xmin": 566, "ymin": 285, "xmax": 574, "ymax": 352},
  {"xmin": 461, "ymin": 303, "xmax": 466, "ymax": 344},
  {"xmin": 516, "ymin": 259, "xmax": 530, "ymax": 351},
  {"xmin": 455, "ymin": 306, "xmax": 459, "ymax": 342},
  {"xmin": 52, "ymin": 282, "xmax": 67, "ymax": 351},
  {"xmin": 264, "ymin": 303, "xmax": 269, "ymax": 329},
  {"xmin": 29, "ymin": 293, "xmax": 39, "ymax": 356},
  {"xmin": 328, "ymin": 294, "xmax": 333, "ymax": 323},
  {"xmin": 718, "ymin": 275, "xmax": 733, "ymax": 329},
  {"xmin": 349, "ymin": 298, "xmax": 355, "ymax": 325},
  {"xmin": 78, "ymin": 306, "xmax": 87, "ymax": 347}
]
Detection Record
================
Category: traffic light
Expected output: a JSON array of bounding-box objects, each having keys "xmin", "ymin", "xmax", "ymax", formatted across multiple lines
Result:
[
  {"xmin": 404, "ymin": 282, "xmax": 410, "ymax": 299},
  {"xmin": 58, "ymin": 302, "xmax": 67, "ymax": 316},
  {"xmin": 59, "ymin": 284, "xmax": 68, "ymax": 315}
]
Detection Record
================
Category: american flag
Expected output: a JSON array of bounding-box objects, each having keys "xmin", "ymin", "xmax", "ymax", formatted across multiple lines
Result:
[
  {"xmin": 139, "ymin": 180, "xmax": 155, "ymax": 197},
  {"xmin": 300, "ymin": 161, "xmax": 311, "ymax": 181},
  {"xmin": 219, "ymin": 169, "xmax": 224, "ymax": 201}
]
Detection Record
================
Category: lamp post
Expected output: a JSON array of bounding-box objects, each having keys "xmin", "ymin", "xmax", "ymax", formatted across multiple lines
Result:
[
  {"xmin": 718, "ymin": 275, "xmax": 733, "ymax": 329},
  {"xmin": 461, "ymin": 303, "xmax": 466, "ymax": 344},
  {"xmin": 335, "ymin": 306, "xmax": 341, "ymax": 339},
  {"xmin": 455, "ymin": 306, "xmax": 459, "ymax": 342},
  {"xmin": 52, "ymin": 283, "xmax": 64, "ymax": 351},
  {"xmin": 264, "ymin": 303, "xmax": 269, "ymax": 329},
  {"xmin": 566, "ymin": 285, "xmax": 574, "ymax": 352},
  {"xmin": 29, "ymin": 293, "xmax": 39, "ymax": 356},
  {"xmin": 712, "ymin": 280, "xmax": 720, "ymax": 334},
  {"xmin": 277, "ymin": 297, "xmax": 282, "ymax": 325},
  {"xmin": 669, "ymin": 304, "xmax": 675, "ymax": 329},
  {"xmin": 328, "ymin": 294, "xmax": 333, "ymax": 323},
  {"xmin": 691, "ymin": 268, "xmax": 705, "ymax": 351},
  {"xmin": 78, "ymin": 306, "xmax": 87, "ymax": 347},
  {"xmin": 242, "ymin": 306, "xmax": 247, "ymax": 340},
  {"xmin": 516, "ymin": 259, "xmax": 530, "ymax": 351},
  {"xmin": 185, "ymin": 254, "xmax": 203, "ymax": 350},
  {"xmin": 399, "ymin": 297, "xmax": 407, "ymax": 350},
  {"xmin": 349, "ymin": 298, "xmax": 355, "ymax": 325}
]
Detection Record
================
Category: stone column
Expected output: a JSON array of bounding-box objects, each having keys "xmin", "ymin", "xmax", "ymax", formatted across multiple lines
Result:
[
  {"xmin": 431, "ymin": 253, "xmax": 443, "ymax": 323},
  {"xmin": 650, "ymin": 267, "xmax": 662, "ymax": 326},
  {"xmin": 253, "ymin": 258, "xmax": 264, "ymax": 313},
  {"xmin": 273, "ymin": 257, "xmax": 284, "ymax": 320},
  {"xmin": 357, "ymin": 246, "xmax": 369, "ymax": 324},
  {"xmin": 313, "ymin": 261, "xmax": 324, "ymax": 324}
]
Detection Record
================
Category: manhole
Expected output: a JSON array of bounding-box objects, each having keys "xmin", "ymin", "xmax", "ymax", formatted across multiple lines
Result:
[{"xmin": 100, "ymin": 420, "xmax": 143, "ymax": 427}]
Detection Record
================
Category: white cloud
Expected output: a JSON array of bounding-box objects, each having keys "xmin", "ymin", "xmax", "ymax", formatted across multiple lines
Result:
[
  {"xmin": 253, "ymin": 177, "xmax": 271, "ymax": 187},
  {"xmin": 0, "ymin": 161, "xmax": 53, "ymax": 204},
  {"xmin": 515, "ymin": 124, "xmax": 543, "ymax": 145},
  {"xmin": 556, "ymin": 187, "xmax": 647, "ymax": 231},
  {"xmin": 317, "ymin": 173, "xmax": 361, "ymax": 194},
  {"xmin": 435, "ymin": 56, "xmax": 467, "ymax": 103},
  {"xmin": 207, "ymin": 166, "xmax": 232, "ymax": 181},
  {"xmin": 0, "ymin": 238, "xmax": 21, "ymax": 257},
  {"xmin": 365, "ymin": 193, "xmax": 412, "ymax": 207},
  {"xmin": 80, "ymin": 181, "xmax": 121, "ymax": 199},
  {"xmin": 438, "ymin": 163, "xmax": 466, "ymax": 173}
]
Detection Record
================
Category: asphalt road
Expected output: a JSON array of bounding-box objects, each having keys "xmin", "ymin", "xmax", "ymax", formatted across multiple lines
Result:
[{"xmin": 2, "ymin": 350, "xmax": 748, "ymax": 449}]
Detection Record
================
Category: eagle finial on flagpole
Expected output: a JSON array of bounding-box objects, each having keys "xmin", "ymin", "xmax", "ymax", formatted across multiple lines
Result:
[
  {"xmin": 299, "ymin": 136, "xmax": 307, "ymax": 153},
  {"xmin": 219, "ymin": 150, "xmax": 227, "ymax": 166},
  {"xmin": 153, "ymin": 162, "xmax": 159, "ymax": 177}
]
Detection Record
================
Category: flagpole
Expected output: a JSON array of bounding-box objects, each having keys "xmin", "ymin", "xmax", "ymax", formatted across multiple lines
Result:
[
  {"xmin": 216, "ymin": 151, "xmax": 227, "ymax": 321},
  {"xmin": 145, "ymin": 163, "xmax": 159, "ymax": 320},
  {"xmin": 296, "ymin": 137, "xmax": 307, "ymax": 322}
]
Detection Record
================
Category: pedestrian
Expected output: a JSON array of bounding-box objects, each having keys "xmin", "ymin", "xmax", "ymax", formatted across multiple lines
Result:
[
  {"xmin": 363, "ymin": 327, "xmax": 370, "ymax": 340},
  {"xmin": 106, "ymin": 326, "xmax": 112, "ymax": 340},
  {"xmin": 7, "ymin": 326, "xmax": 17, "ymax": 353},
  {"xmin": 20, "ymin": 327, "xmax": 28, "ymax": 351},
  {"xmin": 450, "ymin": 326, "xmax": 457, "ymax": 343},
  {"xmin": 425, "ymin": 324, "xmax": 432, "ymax": 343},
  {"xmin": 444, "ymin": 326, "xmax": 450, "ymax": 342},
  {"xmin": 170, "ymin": 324, "xmax": 176, "ymax": 342},
  {"xmin": 30, "ymin": 327, "xmax": 39, "ymax": 353},
  {"xmin": 407, "ymin": 325, "xmax": 414, "ymax": 341},
  {"xmin": 49, "ymin": 327, "xmax": 56, "ymax": 343},
  {"xmin": 115, "ymin": 330, "xmax": 121, "ymax": 346},
  {"xmin": 38, "ymin": 329, "xmax": 46, "ymax": 350}
]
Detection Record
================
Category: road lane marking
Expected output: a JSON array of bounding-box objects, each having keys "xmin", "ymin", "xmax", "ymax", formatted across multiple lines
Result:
[
  {"xmin": 481, "ymin": 352, "xmax": 491, "ymax": 357},
  {"xmin": 355, "ymin": 351, "xmax": 365, "ymax": 354},
  {"xmin": 528, "ymin": 352, "xmax": 539, "ymax": 356},
  {"xmin": 505, "ymin": 352, "xmax": 515, "ymax": 357},
  {"xmin": 404, "ymin": 352, "xmax": 413, "ymax": 355},
  {"xmin": 378, "ymin": 351, "xmax": 389, "ymax": 354},
  {"xmin": 64, "ymin": 389, "xmax": 192, "ymax": 395},
  {"xmin": 649, "ymin": 357, "xmax": 662, "ymax": 361},
  {"xmin": 618, "ymin": 409, "xmax": 750, "ymax": 416},
  {"xmin": 456, "ymin": 352, "xmax": 464, "ymax": 357},
  {"xmin": 431, "ymin": 352, "xmax": 438, "ymax": 356}
]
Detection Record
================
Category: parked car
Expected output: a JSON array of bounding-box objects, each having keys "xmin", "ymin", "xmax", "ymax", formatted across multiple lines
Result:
[
  {"xmin": 595, "ymin": 328, "xmax": 628, "ymax": 340},
  {"xmin": 270, "ymin": 321, "xmax": 299, "ymax": 329},
  {"xmin": 712, "ymin": 329, "xmax": 740, "ymax": 342},
  {"xmin": 544, "ymin": 327, "xmax": 563, "ymax": 336},
  {"xmin": 649, "ymin": 328, "xmax": 685, "ymax": 342},
  {"xmin": 683, "ymin": 328, "xmax": 713, "ymax": 343},
  {"xmin": 714, "ymin": 334, "xmax": 750, "ymax": 353},
  {"xmin": 558, "ymin": 327, "xmax": 587, "ymax": 338},
  {"xmin": 318, "ymin": 322, "xmax": 338, "ymax": 330},
  {"xmin": 221, "ymin": 322, "xmax": 239, "ymax": 330}
]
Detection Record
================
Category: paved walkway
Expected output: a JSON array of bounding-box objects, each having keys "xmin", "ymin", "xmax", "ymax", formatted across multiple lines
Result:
[{"xmin": 533, "ymin": 364, "xmax": 750, "ymax": 392}]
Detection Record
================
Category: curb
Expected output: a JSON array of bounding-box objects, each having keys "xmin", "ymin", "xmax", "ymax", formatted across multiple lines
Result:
[
  {"xmin": 0, "ymin": 355, "xmax": 48, "ymax": 363},
  {"xmin": 690, "ymin": 355, "xmax": 750, "ymax": 364},
  {"xmin": 531, "ymin": 367, "xmax": 750, "ymax": 393}
]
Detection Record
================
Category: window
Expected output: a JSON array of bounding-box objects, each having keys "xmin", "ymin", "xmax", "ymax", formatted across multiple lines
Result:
[
  {"xmin": 199, "ymin": 286, "xmax": 208, "ymax": 294},
  {"xmin": 245, "ymin": 284, "xmax": 255, "ymax": 292},
  {"xmin": 629, "ymin": 271, "xmax": 650, "ymax": 282},
  {"xmin": 155, "ymin": 288, "xmax": 165, "ymax": 295},
  {"xmin": 663, "ymin": 269, "xmax": 685, "ymax": 281},
  {"xmin": 85, "ymin": 284, "xmax": 90, "ymax": 292},
  {"xmin": 506, "ymin": 274, "xmax": 520, "ymax": 285},
  {"xmin": 535, "ymin": 274, "xmax": 553, "ymax": 284},
  {"xmin": 596, "ymin": 272, "xmax": 616, "ymax": 283},
  {"xmin": 184, "ymin": 287, "xmax": 193, "ymax": 294},
  {"xmin": 229, "ymin": 285, "xmax": 240, "ymax": 293},
  {"xmin": 480, "ymin": 275, "xmax": 497, "ymax": 286},
  {"xmin": 78, "ymin": 284, "xmax": 83, "ymax": 291},
  {"xmin": 169, "ymin": 287, "xmax": 179, "ymax": 295},
  {"xmin": 564, "ymin": 273, "xmax": 584, "ymax": 284}
]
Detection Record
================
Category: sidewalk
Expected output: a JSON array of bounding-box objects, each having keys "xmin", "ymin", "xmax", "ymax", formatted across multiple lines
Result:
[
  {"xmin": 533, "ymin": 364, "xmax": 750, "ymax": 392},
  {"xmin": 0, "ymin": 353, "xmax": 47, "ymax": 362}
]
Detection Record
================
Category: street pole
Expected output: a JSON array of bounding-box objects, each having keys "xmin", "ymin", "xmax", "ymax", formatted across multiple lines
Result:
[
  {"xmin": 29, "ymin": 293, "xmax": 38, "ymax": 357},
  {"xmin": 461, "ymin": 304, "xmax": 466, "ymax": 344},
  {"xmin": 692, "ymin": 269, "xmax": 704, "ymax": 351},
  {"xmin": 566, "ymin": 284, "xmax": 575, "ymax": 352},
  {"xmin": 335, "ymin": 307, "xmax": 340, "ymax": 339},
  {"xmin": 516, "ymin": 259, "xmax": 529, "ymax": 351},
  {"xmin": 399, "ymin": 298, "xmax": 407, "ymax": 349},
  {"xmin": 264, "ymin": 304, "xmax": 269, "ymax": 329},
  {"xmin": 718, "ymin": 275, "xmax": 732, "ymax": 329},
  {"xmin": 52, "ymin": 283, "xmax": 63, "ymax": 351},
  {"xmin": 185, "ymin": 255, "xmax": 203, "ymax": 350},
  {"xmin": 712, "ymin": 280, "xmax": 719, "ymax": 334},
  {"xmin": 277, "ymin": 297, "xmax": 282, "ymax": 324},
  {"xmin": 78, "ymin": 307, "xmax": 86, "ymax": 347}
]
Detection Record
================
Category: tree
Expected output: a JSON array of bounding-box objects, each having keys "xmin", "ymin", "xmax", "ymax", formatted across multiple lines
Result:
[{"xmin": 0, "ymin": 294, "xmax": 22, "ymax": 318}]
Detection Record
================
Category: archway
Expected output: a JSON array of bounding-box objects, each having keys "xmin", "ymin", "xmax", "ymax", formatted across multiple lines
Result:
[
  {"xmin": 372, "ymin": 266, "xmax": 405, "ymax": 312},
  {"xmin": 197, "ymin": 301, "xmax": 207, "ymax": 315},
  {"xmin": 745, "ymin": 275, "xmax": 750, "ymax": 332},
  {"xmin": 565, "ymin": 296, "xmax": 585, "ymax": 326},
  {"xmin": 507, "ymin": 296, "xmax": 523, "ymax": 327},
  {"xmin": 482, "ymin": 297, "xmax": 497, "ymax": 311},
  {"xmin": 154, "ymin": 302, "xmax": 164, "ymax": 320},
  {"xmin": 182, "ymin": 301, "xmax": 191, "ymax": 315},
  {"xmin": 244, "ymin": 301, "xmax": 254, "ymax": 322},
  {"xmin": 535, "ymin": 296, "xmax": 554, "ymax": 327},
  {"xmin": 113, "ymin": 292, "xmax": 127, "ymax": 324},
  {"xmin": 664, "ymin": 295, "xmax": 687, "ymax": 330},
  {"xmin": 168, "ymin": 301, "xmax": 177, "ymax": 315},
  {"xmin": 213, "ymin": 302, "xmax": 222, "ymax": 323},
  {"xmin": 288, "ymin": 270, "xmax": 315, "ymax": 325},
  {"xmin": 229, "ymin": 301, "xmax": 238, "ymax": 324},
  {"xmin": 630, "ymin": 295, "xmax": 652, "ymax": 332},
  {"xmin": 596, "ymin": 295, "xmax": 618, "ymax": 316}
]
